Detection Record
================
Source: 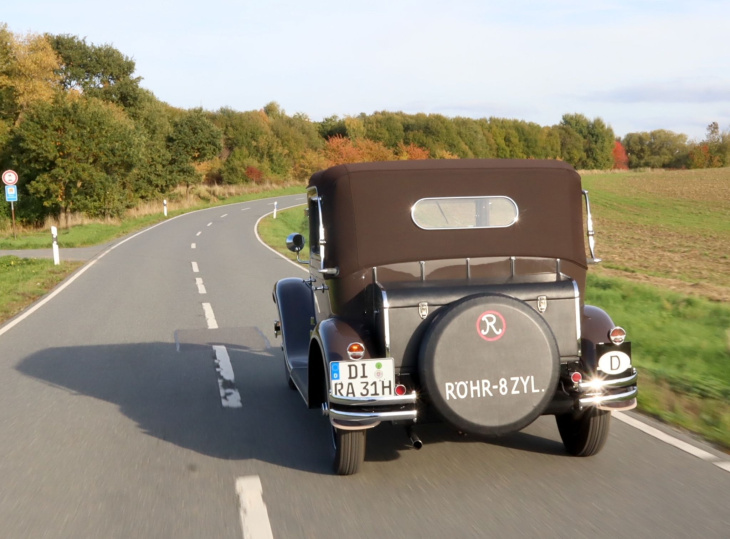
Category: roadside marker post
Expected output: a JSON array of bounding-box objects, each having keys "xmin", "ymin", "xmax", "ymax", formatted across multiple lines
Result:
[
  {"xmin": 274, "ymin": 201, "xmax": 278, "ymax": 219},
  {"xmin": 163, "ymin": 199, "xmax": 168, "ymax": 217},
  {"xmin": 51, "ymin": 226, "xmax": 60, "ymax": 265}
]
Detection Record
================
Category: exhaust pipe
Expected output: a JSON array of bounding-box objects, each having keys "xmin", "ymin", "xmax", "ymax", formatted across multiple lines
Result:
[{"xmin": 408, "ymin": 428, "xmax": 423, "ymax": 450}]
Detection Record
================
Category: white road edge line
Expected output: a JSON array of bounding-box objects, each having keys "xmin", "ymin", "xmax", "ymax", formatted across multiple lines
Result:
[
  {"xmin": 0, "ymin": 214, "xmax": 189, "ymax": 338},
  {"xmin": 236, "ymin": 476, "xmax": 274, "ymax": 539},
  {"xmin": 254, "ymin": 206, "xmax": 308, "ymax": 274},
  {"xmin": 0, "ymin": 197, "xmax": 299, "ymax": 340},
  {"xmin": 614, "ymin": 412, "xmax": 729, "ymax": 472},
  {"xmin": 202, "ymin": 302, "xmax": 218, "ymax": 329},
  {"xmin": 191, "ymin": 261, "xmax": 199, "ymax": 273},
  {"xmin": 196, "ymin": 277, "xmax": 207, "ymax": 294},
  {"xmin": 213, "ymin": 345, "xmax": 242, "ymax": 409}
]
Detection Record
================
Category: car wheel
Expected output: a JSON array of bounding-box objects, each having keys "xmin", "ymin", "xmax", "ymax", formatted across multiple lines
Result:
[
  {"xmin": 556, "ymin": 407, "xmax": 611, "ymax": 456},
  {"xmin": 332, "ymin": 428, "xmax": 366, "ymax": 475}
]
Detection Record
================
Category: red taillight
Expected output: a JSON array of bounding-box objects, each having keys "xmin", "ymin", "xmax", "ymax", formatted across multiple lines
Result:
[
  {"xmin": 347, "ymin": 342, "xmax": 365, "ymax": 360},
  {"xmin": 608, "ymin": 327, "xmax": 626, "ymax": 345},
  {"xmin": 570, "ymin": 372, "xmax": 582, "ymax": 384},
  {"xmin": 395, "ymin": 384, "xmax": 407, "ymax": 396}
]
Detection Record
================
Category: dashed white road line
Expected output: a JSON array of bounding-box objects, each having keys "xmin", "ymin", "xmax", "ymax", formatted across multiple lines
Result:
[
  {"xmin": 191, "ymin": 261, "xmax": 199, "ymax": 273},
  {"xmin": 221, "ymin": 213, "xmax": 228, "ymax": 218},
  {"xmin": 236, "ymin": 476, "xmax": 274, "ymax": 539},
  {"xmin": 196, "ymin": 231, "xmax": 202, "ymax": 236},
  {"xmin": 195, "ymin": 277, "xmax": 207, "ymax": 294},
  {"xmin": 213, "ymin": 345, "xmax": 242, "ymax": 409},
  {"xmin": 241, "ymin": 207, "xmax": 251, "ymax": 211},
  {"xmin": 207, "ymin": 222, "xmax": 213, "ymax": 227},
  {"xmin": 614, "ymin": 412, "xmax": 730, "ymax": 473},
  {"xmin": 202, "ymin": 302, "xmax": 218, "ymax": 329},
  {"xmin": 191, "ymin": 243, "xmax": 196, "ymax": 249}
]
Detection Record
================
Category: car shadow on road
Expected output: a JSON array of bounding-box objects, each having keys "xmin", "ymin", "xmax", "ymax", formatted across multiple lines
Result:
[{"xmin": 17, "ymin": 340, "xmax": 568, "ymax": 476}]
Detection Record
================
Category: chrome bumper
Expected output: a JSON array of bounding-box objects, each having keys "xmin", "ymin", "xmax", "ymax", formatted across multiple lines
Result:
[
  {"xmin": 325, "ymin": 391, "xmax": 418, "ymax": 428},
  {"xmin": 577, "ymin": 369, "xmax": 638, "ymax": 411}
]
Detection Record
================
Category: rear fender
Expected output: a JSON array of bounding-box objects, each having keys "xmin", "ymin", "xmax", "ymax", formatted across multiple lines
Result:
[
  {"xmin": 309, "ymin": 318, "xmax": 379, "ymax": 409},
  {"xmin": 582, "ymin": 304, "xmax": 615, "ymax": 342}
]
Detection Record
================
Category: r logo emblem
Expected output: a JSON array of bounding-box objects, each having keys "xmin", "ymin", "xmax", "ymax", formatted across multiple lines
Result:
[{"xmin": 476, "ymin": 310, "xmax": 506, "ymax": 341}]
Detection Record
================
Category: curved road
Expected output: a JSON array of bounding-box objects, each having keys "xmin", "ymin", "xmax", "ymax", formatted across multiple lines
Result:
[{"xmin": 0, "ymin": 195, "xmax": 728, "ymax": 538}]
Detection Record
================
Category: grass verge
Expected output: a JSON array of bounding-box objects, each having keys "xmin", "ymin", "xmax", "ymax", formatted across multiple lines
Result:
[
  {"xmin": 256, "ymin": 204, "xmax": 309, "ymax": 263},
  {"xmin": 586, "ymin": 273, "xmax": 730, "ymax": 448},
  {"xmin": 0, "ymin": 256, "xmax": 84, "ymax": 323}
]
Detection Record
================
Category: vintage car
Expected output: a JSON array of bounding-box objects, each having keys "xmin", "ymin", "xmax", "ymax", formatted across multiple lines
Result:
[{"xmin": 273, "ymin": 159, "xmax": 637, "ymax": 475}]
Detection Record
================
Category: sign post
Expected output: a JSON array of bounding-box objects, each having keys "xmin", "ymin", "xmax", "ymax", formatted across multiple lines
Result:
[{"xmin": 3, "ymin": 170, "xmax": 19, "ymax": 239}]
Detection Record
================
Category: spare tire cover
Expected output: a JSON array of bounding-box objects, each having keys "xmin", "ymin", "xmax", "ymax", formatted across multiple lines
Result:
[{"xmin": 419, "ymin": 293, "xmax": 559, "ymax": 436}]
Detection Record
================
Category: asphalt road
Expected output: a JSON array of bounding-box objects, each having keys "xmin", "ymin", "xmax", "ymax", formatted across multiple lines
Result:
[{"xmin": 1, "ymin": 195, "xmax": 728, "ymax": 538}]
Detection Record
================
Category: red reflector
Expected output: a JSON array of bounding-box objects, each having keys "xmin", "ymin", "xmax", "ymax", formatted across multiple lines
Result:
[
  {"xmin": 609, "ymin": 327, "xmax": 626, "ymax": 345},
  {"xmin": 347, "ymin": 342, "xmax": 365, "ymax": 360},
  {"xmin": 570, "ymin": 372, "xmax": 582, "ymax": 384},
  {"xmin": 395, "ymin": 384, "xmax": 407, "ymax": 396}
]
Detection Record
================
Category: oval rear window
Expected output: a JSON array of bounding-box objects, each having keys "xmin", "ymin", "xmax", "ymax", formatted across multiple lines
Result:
[{"xmin": 411, "ymin": 196, "xmax": 519, "ymax": 230}]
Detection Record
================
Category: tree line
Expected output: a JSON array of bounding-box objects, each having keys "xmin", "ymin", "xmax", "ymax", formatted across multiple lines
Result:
[{"xmin": 1, "ymin": 24, "xmax": 728, "ymax": 227}]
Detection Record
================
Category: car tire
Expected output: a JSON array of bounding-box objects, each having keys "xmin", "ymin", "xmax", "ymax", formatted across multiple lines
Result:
[
  {"xmin": 332, "ymin": 428, "xmax": 366, "ymax": 475},
  {"xmin": 556, "ymin": 407, "xmax": 611, "ymax": 456}
]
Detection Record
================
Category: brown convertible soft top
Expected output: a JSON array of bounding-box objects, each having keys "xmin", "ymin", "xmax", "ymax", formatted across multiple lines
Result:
[{"xmin": 309, "ymin": 159, "xmax": 586, "ymax": 278}]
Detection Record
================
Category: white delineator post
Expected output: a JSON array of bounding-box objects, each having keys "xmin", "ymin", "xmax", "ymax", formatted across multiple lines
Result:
[
  {"xmin": 273, "ymin": 201, "xmax": 278, "ymax": 219},
  {"xmin": 51, "ymin": 226, "xmax": 60, "ymax": 265},
  {"xmin": 163, "ymin": 199, "xmax": 168, "ymax": 217}
]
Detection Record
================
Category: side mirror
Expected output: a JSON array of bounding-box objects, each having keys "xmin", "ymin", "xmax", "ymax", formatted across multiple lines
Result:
[
  {"xmin": 285, "ymin": 233, "xmax": 309, "ymax": 264},
  {"xmin": 286, "ymin": 233, "xmax": 305, "ymax": 253}
]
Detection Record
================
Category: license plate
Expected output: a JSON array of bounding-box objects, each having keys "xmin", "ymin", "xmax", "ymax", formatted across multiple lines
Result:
[{"xmin": 330, "ymin": 359, "xmax": 395, "ymax": 398}]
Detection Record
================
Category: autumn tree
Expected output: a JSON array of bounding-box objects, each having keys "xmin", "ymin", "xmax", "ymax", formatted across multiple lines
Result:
[
  {"xmin": 0, "ymin": 25, "xmax": 61, "ymax": 126},
  {"xmin": 167, "ymin": 108, "xmax": 222, "ymax": 190},
  {"xmin": 622, "ymin": 130, "xmax": 689, "ymax": 169},
  {"xmin": 11, "ymin": 94, "xmax": 141, "ymax": 223},
  {"xmin": 612, "ymin": 140, "xmax": 629, "ymax": 169},
  {"xmin": 559, "ymin": 114, "xmax": 614, "ymax": 169},
  {"xmin": 47, "ymin": 34, "xmax": 142, "ymax": 109}
]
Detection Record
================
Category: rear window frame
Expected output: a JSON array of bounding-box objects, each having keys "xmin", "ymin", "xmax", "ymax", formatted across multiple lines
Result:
[{"xmin": 410, "ymin": 196, "xmax": 520, "ymax": 231}]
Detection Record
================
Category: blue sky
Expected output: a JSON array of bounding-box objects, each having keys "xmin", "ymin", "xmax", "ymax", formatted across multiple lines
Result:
[{"xmin": 4, "ymin": 0, "xmax": 729, "ymax": 140}]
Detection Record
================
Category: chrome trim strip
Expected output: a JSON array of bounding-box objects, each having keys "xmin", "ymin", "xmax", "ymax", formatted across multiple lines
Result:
[
  {"xmin": 582, "ymin": 190, "xmax": 602, "ymax": 264},
  {"xmin": 579, "ymin": 386, "xmax": 637, "ymax": 406},
  {"xmin": 572, "ymin": 279, "xmax": 581, "ymax": 349},
  {"xmin": 578, "ymin": 370, "xmax": 638, "ymax": 392},
  {"xmin": 328, "ymin": 408, "xmax": 418, "ymax": 424},
  {"xmin": 329, "ymin": 391, "xmax": 417, "ymax": 407},
  {"xmin": 378, "ymin": 285, "xmax": 391, "ymax": 357}
]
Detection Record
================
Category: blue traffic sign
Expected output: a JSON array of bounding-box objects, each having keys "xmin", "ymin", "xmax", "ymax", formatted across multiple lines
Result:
[{"xmin": 5, "ymin": 185, "xmax": 17, "ymax": 202}]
